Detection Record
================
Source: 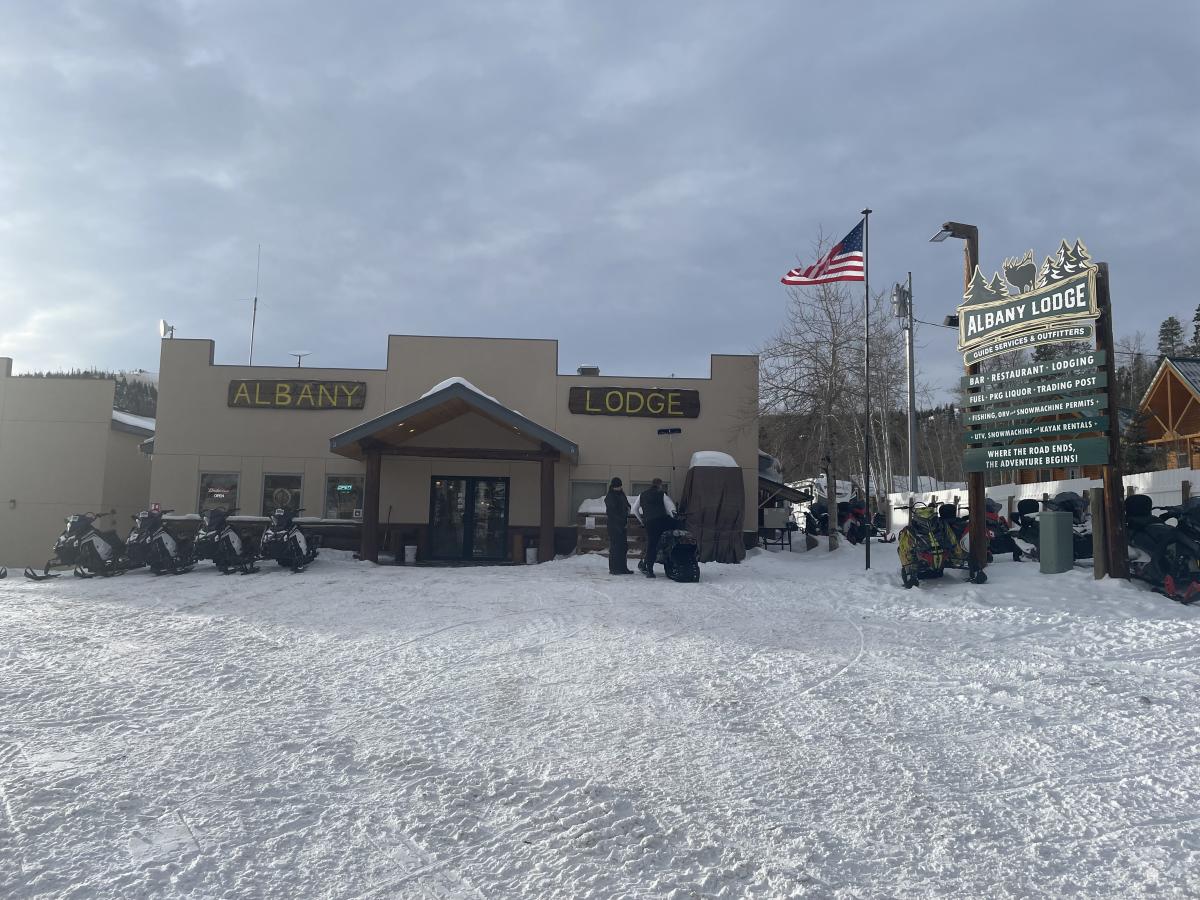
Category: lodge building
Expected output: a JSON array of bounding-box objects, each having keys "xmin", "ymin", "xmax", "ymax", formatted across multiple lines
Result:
[{"xmin": 146, "ymin": 335, "xmax": 759, "ymax": 563}]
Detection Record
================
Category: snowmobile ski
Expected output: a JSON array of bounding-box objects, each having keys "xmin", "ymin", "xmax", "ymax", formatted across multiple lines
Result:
[{"xmin": 24, "ymin": 566, "xmax": 62, "ymax": 581}]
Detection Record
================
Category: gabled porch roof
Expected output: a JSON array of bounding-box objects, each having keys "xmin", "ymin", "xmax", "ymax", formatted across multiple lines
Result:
[
  {"xmin": 1140, "ymin": 357, "xmax": 1200, "ymax": 444},
  {"xmin": 329, "ymin": 380, "xmax": 579, "ymax": 462}
]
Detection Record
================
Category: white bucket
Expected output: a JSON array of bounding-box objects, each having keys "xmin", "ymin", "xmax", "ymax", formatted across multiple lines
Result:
[
  {"xmin": 525, "ymin": 547, "xmax": 539, "ymax": 565},
  {"xmin": 404, "ymin": 545, "xmax": 417, "ymax": 564}
]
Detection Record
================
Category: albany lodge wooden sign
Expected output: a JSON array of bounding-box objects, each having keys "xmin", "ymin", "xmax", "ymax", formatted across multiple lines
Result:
[{"xmin": 228, "ymin": 380, "xmax": 367, "ymax": 410}]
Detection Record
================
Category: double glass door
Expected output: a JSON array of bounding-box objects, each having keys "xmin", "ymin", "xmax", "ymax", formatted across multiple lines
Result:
[{"xmin": 429, "ymin": 477, "xmax": 510, "ymax": 560}]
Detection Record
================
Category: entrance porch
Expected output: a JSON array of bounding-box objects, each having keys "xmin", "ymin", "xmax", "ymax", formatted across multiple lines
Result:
[{"xmin": 329, "ymin": 380, "xmax": 579, "ymax": 564}]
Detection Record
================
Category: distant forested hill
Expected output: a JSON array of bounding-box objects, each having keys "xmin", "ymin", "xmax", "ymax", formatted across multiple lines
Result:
[{"xmin": 18, "ymin": 369, "xmax": 157, "ymax": 417}]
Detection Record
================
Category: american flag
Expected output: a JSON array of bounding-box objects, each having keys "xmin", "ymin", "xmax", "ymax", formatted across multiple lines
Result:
[{"xmin": 781, "ymin": 220, "xmax": 865, "ymax": 286}]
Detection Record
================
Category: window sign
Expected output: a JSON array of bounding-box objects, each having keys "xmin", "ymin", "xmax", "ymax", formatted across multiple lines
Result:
[
  {"xmin": 198, "ymin": 473, "xmax": 239, "ymax": 515},
  {"xmin": 262, "ymin": 474, "xmax": 303, "ymax": 516},
  {"xmin": 325, "ymin": 475, "xmax": 364, "ymax": 520}
]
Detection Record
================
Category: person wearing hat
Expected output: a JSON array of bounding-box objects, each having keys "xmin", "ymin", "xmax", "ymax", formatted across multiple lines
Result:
[{"xmin": 604, "ymin": 477, "xmax": 633, "ymax": 575}]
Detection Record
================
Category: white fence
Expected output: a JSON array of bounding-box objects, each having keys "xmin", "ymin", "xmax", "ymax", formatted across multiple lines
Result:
[{"xmin": 887, "ymin": 467, "xmax": 1198, "ymax": 529}]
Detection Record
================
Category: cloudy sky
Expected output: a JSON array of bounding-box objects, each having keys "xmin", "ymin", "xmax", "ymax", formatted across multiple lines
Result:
[{"xmin": 1, "ymin": 1, "xmax": 1197, "ymax": 397}]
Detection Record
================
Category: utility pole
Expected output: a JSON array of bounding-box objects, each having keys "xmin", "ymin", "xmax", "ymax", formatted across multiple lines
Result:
[
  {"xmin": 904, "ymin": 273, "xmax": 918, "ymax": 492},
  {"xmin": 892, "ymin": 274, "xmax": 919, "ymax": 493}
]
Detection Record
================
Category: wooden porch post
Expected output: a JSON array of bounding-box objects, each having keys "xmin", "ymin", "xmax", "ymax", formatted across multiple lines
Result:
[
  {"xmin": 538, "ymin": 450, "xmax": 556, "ymax": 563},
  {"xmin": 362, "ymin": 447, "xmax": 382, "ymax": 563}
]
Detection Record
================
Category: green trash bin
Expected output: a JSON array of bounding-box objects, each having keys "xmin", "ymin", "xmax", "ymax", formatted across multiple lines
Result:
[{"xmin": 1038, "ymin": 509, "xmax": 1074, "ymax": 574}]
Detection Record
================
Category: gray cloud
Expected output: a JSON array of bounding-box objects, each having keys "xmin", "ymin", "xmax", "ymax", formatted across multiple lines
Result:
[{"xmin": 1, "ymin": 0, "xmax": 1197, "ymax": 398}]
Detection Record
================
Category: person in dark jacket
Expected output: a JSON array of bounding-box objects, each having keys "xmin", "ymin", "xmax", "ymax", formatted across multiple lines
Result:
[
  {"xmin": 633, "ymin": 478, "xmax": 677, "ymax": 578},
  {"xmin": 604, "ymin": 477, "xmax": 633, "ymax": 575}
]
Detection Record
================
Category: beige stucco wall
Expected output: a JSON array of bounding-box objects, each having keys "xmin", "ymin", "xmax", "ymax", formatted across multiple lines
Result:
[
  {"xmin": 147, "ymin": 337, "xmax": 758, "ymax": 531},
  {"xmin": 0, "ymin": 360, "xmax": 151, "ymax": 567},
  {"xmin": 102, "ymin": 428, "xmax": 152, "ymax": 534}
]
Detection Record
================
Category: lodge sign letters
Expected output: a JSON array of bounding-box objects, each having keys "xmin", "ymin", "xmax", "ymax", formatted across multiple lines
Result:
[
  {"xmin": 568, "ymin": 386, "xmax": 700, "ymax": 418},
  {"xmin": 958, "ymin": 269, "xmax": 1098, "ymax": 351},
  {"xmin": 228, "ymin": 380, "xmax": 367, "ymax": 410}
]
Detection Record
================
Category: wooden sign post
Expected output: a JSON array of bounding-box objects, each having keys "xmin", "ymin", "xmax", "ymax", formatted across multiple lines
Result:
[{"xmin": 957, "ymin": 240, "xmax": 1127, "ymax": 579}]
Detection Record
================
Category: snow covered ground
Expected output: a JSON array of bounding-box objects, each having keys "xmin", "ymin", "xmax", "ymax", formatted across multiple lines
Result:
[{"xmin": 2, "ymin": 547, "xmax": 1199, "ymax": 898}]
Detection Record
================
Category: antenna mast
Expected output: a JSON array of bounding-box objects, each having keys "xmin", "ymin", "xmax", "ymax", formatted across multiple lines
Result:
[{"xmin": 249, "ymin": 243, "xmax": 261, "ymax": 366}]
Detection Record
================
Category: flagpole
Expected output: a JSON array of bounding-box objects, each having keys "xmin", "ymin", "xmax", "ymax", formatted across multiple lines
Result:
[{"xmin": 861, "ymin": 208, "xmax": 872, "ymax": 571}]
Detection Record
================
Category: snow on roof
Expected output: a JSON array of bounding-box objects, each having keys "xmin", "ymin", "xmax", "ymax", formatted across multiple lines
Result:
[
  {"xmin": 420, "ymin": 377, "xmax": 499, "ymax": 404},
  {"xmin": 111, "ymin": 410, "xmax": 156, "ymax": 433},
  {"xmin": 689, "ymin": 451, "xmax": 739, "ymax": 469}
]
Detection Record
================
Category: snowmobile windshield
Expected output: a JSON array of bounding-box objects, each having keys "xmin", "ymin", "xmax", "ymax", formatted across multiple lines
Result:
[{"xmin": 909, "ymin": 506, "xmax": 942, "ymax": 534}]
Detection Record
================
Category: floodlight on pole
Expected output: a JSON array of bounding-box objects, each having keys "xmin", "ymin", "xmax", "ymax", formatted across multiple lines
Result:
[
  {"xmin": 289, "ymin": 351, "xmax": 311, "ymax": 368},
  {"xmin": 932, "ymin": 219, "xmax": 986, "ymax": 573}
]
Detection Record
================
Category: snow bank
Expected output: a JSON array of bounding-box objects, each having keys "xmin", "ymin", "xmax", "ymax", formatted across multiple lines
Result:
[
  {"xmin": 111, "ymin": 410, "xmax": 155, "ymax": 431},
  {"xmin": 420, "ymin": 376, "xmax": 499, "ymax": 404},
  {"xmin": 689, "ymin": 450, "xmax": 738, "ymax": 468}
]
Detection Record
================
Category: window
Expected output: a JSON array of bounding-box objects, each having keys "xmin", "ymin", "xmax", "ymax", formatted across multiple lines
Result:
[
  {"xmin": 325, "ymin": 475, "xmax": 364, "ymax": 520},
  {"xmin": 198, "ymin": 473, "xmax": 239, "ymax": 515},
  {"xmin": 569, "ymin": 480, "xmax": 608, "ymax": 516},
  {"xmin": 262, "ymin": 474, "xmax": 303, "ymax": 516},
  {"xmin": 632, "ymin": 481, "xmax": 672, "ymax": 500}
]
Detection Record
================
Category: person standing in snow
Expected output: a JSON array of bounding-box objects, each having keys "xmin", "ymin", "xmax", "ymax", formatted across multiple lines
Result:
[
  {"xmin": 633, "ymin": 478, "xmax": 676, "ymax": 578},
  {"xmin": 604, "ymin": 477, "xmax": 634, "ymax": 575}
]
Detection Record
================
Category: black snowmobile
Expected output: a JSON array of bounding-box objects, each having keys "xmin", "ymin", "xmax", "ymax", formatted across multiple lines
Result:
[
  {"xmin": 897, "ymin": 502, "xmax": 986, "ymax": 588},
  {"xmin": 1126, "ymin": 494, "xmax": 1200, "ymax": 604},
  {"xmin": 135, "ymin": 509, "xmax": 196, "ymax": 575},
  {"xmin": 259, "ymin": 507, "xmax": 318, "ymax": 572},
  {"xmin": 1010, "ymin": 493, "xmax": 1093, "ymax": 562},
  {"xmin": 26, "ymin": 511, "xmax": 128, "ymax": 579},
  {"xmin": 655, "ymin": 515, "xmax": 700, "ymax": 583},
  {"xmin": 195, "ymin": 507, "xmax": 260, "ymax": 574},
  {"xmin": 124, "ymin": 510, "xmax": 156, "ymax": 569}
]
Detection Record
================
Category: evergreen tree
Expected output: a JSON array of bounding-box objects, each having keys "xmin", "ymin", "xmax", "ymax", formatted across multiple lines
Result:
[
  {"xmin": 1189, "ymin": 303, "xmax": 1200, "ymax": 355},
  {"xmin": 963, "ymin": 266, "xmax": 995, "ymax": 304},
  {"xmin": 1038, "ymin": 255, "xmax": 1060, "ymax": 287},
  {"xmin": 1158, "ymin": 316, "xmax": 1184, "ymax": 360},
  {"xmin": 1071, "ymin": 239, "xmax": 1092, "ymax": 270}
]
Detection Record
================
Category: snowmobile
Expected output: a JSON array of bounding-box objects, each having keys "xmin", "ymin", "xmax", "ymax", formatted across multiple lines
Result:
[
  {"xmin": 984, "ymin": 498, "xmax": 1024, "ymax": 561},
  {"xmin": 1126, "ymin": 494, "xmax": 1200, "ymax": 604},
  {"xmin": 140, "ymin": 509, "xmax": 196, "ymax": 575},
  {"xmin": 1010, "ymin": 494, "xmax": 1093, "ymax": 562},
  {"xmin": 897, "ymin": 502, "xmax": 986, "ymax": 588},
  {"xmin": 652, "ymin": 515, "xmax": 700, "ymax": 583},
  {"xmin": 26, "ymin": 511, "xmax": 128, "ymax": 579},
  {"xmin": 195, "ymin": 507, "xmax": 260, "ymax": 574},
  {"xmin": 124, "ymin": 510, "xmax": 157, "ymax": 569},
  {"xmin": 259, "ymin": 507, "xmax": 318, "ymax": 572},
  {"xmin": 640, "ymin": 514, "xmax": 700, "ymax": 582}
]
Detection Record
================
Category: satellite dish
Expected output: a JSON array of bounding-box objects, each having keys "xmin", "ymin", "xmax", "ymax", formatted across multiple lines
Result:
[{"xmin": 158, "ymin": 319, "xmax": 175, "ymax": 339}]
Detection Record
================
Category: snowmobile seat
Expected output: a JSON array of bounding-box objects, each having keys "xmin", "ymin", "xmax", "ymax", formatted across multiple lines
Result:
[
  {"xmin": 1125, "ymin": 494, "xmax": 1156, "ymax": 531},
  {"xmin": 1014, "ymin": 498, "xmax": 1040, "ymax": 526}
]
